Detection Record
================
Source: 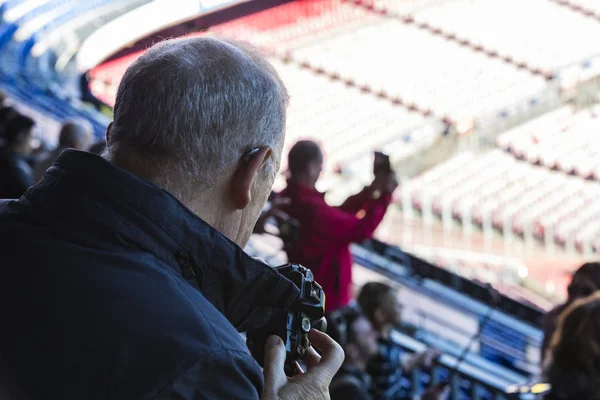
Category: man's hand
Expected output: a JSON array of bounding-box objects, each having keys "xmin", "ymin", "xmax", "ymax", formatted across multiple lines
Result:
[
  {"xmin": 371, "ymin": 172, "xmax": 398, "ymax": 195},
  {"xmin": 419, "ymin": 348, "xmax": 442, "ymax": 368},
  {"xmin": 404, "ymin": 348, "xmax": 441, "ymax": 372},
  {"xmin": 261, "ymin": 330, "xmax": 344, "ymax": 400}
]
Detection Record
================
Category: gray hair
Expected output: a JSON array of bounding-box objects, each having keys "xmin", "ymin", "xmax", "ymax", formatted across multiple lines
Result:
[{"xmin": 105, "ymin": 36, "xmax": 289, "ymax": 199}]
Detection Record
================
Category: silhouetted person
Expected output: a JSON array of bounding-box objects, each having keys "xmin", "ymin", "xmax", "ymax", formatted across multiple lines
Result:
[
  {"xmin": 88, "ymin": 140, "xmax": 106, "ymax": 155},
  {"xmin": 79, "ymin": 72, "xmax": 105, "ymax": 111},
  {"xmin": 358, "ymin": 282, "xmax": 440, "ymax": 399},
  {"xmin": 328, "ymin": 307, "xmax": 379, "ymax": 400},
  {"xmin": 545, "ymin": 291, "xmax": 600, "ymax": 400},
  {"xmin": 0, "ymin": 115, "xmax": 35, "ymax": 198},
  {"xmin": 279, "ymin": 140, "xmax": 397, "ymax": 312},
  {"xmin": 34, "ymin": 119, "xmax": 93, "ymax": 182},
  {"xmin": 541, "ymin": 262, "xmax": 600, "ymax": 364},
  {"xmin": 0, "ymin": 92, "xmax": 18, "ymax": 139}
]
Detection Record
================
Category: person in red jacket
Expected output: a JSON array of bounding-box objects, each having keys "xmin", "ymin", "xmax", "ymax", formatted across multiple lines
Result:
[{"xmin": 279, "ymin": 140, "xmax": 397, "ymax": 312}]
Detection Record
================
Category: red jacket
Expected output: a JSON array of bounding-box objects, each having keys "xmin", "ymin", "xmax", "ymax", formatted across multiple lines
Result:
[{"xmin": 279, "ymin": 180, "xmax": 392, "ymax": 312}]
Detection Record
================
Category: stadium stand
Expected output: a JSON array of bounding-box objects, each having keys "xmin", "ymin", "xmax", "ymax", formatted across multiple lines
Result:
[
  {"xmin": 393, "ymin": 0, "xmax": 600, "ymax": 75},
  {"xmin": 548, "ymin": 0, "xmax": 600, "ymax": 21},
  {"xmin": 497, "ymin": 104, "xmax": 600, "ymax": 180},
  {"xmin": 208, "ymin": 1, "xmax": 549, "ymax": 126},
  {"xmin": 402, "ymin": 245, "xmax": 556, "ymax": 310},
  {"xmin": 0, "ymin": 0, "xmax": 113, "ymax": 144},
  {"xmin": 270, "ymin": 58, "xmax": 433, "ymax": 171},
  {"xmin": 404, "ymin": 146, "xmax": 600, "ymax": 255},
  {"xmin": 5, "ymin": 0, "xmax": 600, "ymax": 397}
]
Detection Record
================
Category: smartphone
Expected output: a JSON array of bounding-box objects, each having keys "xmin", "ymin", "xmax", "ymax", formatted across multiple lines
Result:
[{"xmin": 374, "ymin": 151, "xmax": 392, "ymax": 175}]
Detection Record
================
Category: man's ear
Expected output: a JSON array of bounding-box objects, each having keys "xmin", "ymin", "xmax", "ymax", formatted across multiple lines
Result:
[
  {"xmin": 105, "ymin": 122, "xmax": 113, "ymax": 144},
  {"xmin": 231, "ymin": 147, "xmax": 272, "ymax": 210}
]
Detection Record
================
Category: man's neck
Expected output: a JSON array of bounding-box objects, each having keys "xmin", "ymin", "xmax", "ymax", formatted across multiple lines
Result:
[{"xmin": 290, "ymin": 175, "xmax": 316, "ymax": 189}]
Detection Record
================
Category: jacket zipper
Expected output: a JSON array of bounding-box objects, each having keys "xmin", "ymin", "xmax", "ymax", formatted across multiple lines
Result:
[{"xmin": 175, "ymin": 250, "xmax": 197, "ymax": 281}]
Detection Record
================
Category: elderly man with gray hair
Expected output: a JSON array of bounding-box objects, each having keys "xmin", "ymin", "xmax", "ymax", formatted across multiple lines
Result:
[{"xmin": 0, "ymin": 37, "xmax": 343, "ymax": 400}]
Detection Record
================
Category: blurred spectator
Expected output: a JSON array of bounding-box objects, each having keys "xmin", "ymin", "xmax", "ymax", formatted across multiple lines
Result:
[
  {"xmin": 541, "ymin": 262, "xmax": 600, "ymax": 363},
  {"xmin": 0, "ymin": 92, "xmax": 18, "ymax": 138},
  {"xmin": 328, "ymin": 307, "xmax": 379, "ymax": 400},
  {"xmin": 0, "ymin": 106, "xmax": 18, "ymax": 133},
  {"xmin": 358, "ymin": 282, "xmax": 441, "ymax": 399},
  {"xmin": 88, "ymin": 140, "xmax": 106, "ymax": 155},
  {"xmin": 34, "ymin": 119, "xmax": 94, "ymax": 182},
  {"xmin": 545, "ymin": 291, "xmax": 600, "ymax": 400},
  {"xmin": 0, "ymin": 115, "xmax": 35, "ymax": 198},
  {"xmin": 0, "ymin": 37, "xmax": 343, "ymax": 399},
  {"xmin": 279, "ymin": 140, "xmax": 396, "ymax": 311},
  {"xmin": 79, "ymin": 72, "xmax": 105, "ymax": 111}
]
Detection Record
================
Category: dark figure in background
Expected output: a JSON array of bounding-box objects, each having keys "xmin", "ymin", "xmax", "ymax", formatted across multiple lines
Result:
[
  {"xmin": 0, "ymin": 115, "xmax": 35, "ymax": 198},
  {"xmin": 328, "ymin": 307, "xmax": 379, "ymax": 400},
  {"xmin": 79, "ymin": 72, "xmax": 105, "ymax": 111},
  {"xmin": 279, "ymin": 140, "xmax": 397, "ymax": 312},
  {"xmin": 88, "ymin": 140, "xmax": 106, "ymax": 155},
  {"xmin": 34, "ymin": 119, "xmax": 94, "ymax": 182},
  {"xmin": 358, "ymin": 282, "xmax": 441, "ymax": 400},
  {"xmin": 0, "ymin": 92, "xmax": 18, "ymax": 137},
  {"xmin": 541, "ymin": 262, "xmax": 600, "ymax": 364},
  {"xmin": 0, "ymin": 37, "xmax": 343, "ymax": 400},
  {"xmin": 545, "ymin": 291, "xmax": 600, "ymax": 400},
  {"xmin": 0, "ymin": 106, "xmax": 18, "ymax": 133}
]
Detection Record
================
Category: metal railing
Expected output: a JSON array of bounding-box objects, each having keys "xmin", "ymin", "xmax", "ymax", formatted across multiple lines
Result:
[{"xmin": 390, "ymin": 330, "xmax": 518, "ymax": 400}]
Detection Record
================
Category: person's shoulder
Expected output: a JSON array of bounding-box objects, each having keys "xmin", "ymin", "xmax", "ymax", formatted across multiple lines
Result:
[
  {"xmin": 330, "ymin": 372, "xmax": 371, "ymax": 400},
  {"xmin": 102, "ymin": 257, "xmax": 251, "ymax": 355},
  {"xmin": 169, "ymin": 346, "xmax": 262, "ymax": 400}
]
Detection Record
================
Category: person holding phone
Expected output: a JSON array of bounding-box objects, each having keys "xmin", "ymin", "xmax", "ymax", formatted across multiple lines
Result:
[{"xmin": 278, "ymin": 141, "xmax": 397, "ymax": 312}]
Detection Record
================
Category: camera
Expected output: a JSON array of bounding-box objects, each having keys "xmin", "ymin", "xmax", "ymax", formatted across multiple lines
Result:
[{"xmin": 246, "ymin": 264, "xmax": 327, "ymax": 375}]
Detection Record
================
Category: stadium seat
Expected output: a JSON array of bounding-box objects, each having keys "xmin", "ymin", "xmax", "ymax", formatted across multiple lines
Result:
[{"xmin": 406, "ymin": 146, "xmax": 600, "ymax": 254}]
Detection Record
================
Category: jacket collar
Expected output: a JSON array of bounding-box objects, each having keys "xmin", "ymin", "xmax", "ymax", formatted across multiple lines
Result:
[{"xmin": 26, "ymin": 150, "xmax": 299, "ymax": 332}]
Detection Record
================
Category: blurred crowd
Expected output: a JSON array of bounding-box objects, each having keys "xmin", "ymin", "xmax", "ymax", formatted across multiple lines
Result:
[
  {"xmin": 319, "ymin": 267, "xmax": 600, "ymax": 400},
  {"xmin": 327, "ymin": 282, "xmax": 445, "ymax": 400},
  {"xmin": 0, "ymin": 91, "xmax": 104, "ymax": 199}
]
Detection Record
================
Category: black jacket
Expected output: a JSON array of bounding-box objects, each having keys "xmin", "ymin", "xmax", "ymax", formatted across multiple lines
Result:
[{"xmin": 0, "ymin": 150, "xmax": 299, "ymax": 399}]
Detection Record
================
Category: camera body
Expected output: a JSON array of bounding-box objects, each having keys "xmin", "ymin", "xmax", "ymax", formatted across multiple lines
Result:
[{"xmin": 247, "ymin": 264, "xmax": 326, "ymax": 375}]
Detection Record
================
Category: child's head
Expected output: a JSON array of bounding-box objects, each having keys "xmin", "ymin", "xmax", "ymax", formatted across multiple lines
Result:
[{"xmin": 357, "ymin": 281, "xmax": 402, "ymax": 331}]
